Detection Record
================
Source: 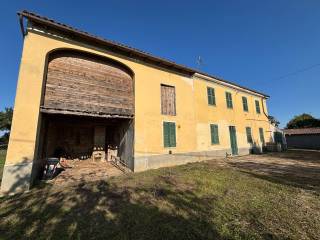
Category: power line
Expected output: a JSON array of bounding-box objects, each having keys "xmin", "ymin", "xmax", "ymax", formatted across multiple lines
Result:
[{"xmin": 272, "ymin": 63, "xmax": 320, "ymax": 81}]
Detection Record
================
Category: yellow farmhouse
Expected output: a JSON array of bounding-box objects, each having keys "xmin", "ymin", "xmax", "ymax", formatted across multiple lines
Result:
[{"xmin": 1, "ymin": 11, "xmax": 272, "ymax": 193}]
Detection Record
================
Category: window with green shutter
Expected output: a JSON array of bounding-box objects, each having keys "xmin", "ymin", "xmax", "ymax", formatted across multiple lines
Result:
[
  {"xmin": 246, "ymin": 127, "xmax": 253, "ymax": 143},
  {"xmin": 259, "ymin": 127, "xmax": 265, "ymax": 145},
  {"xmin": 207, "ymin": 87, "xmax": 216, "ymax": 106},
  {"xmin": 163, "ymin": 122, "xmax": 176, "ymax": 148},
  {"xmin": 255, "ymin": 100, "xmax": 261, "ymax": 114},
  {"xmin": 226, "ymin": 92, "xmax": 233, "ymax": 109},
  {"xmin": 242, "ymin": 96, "xmax": 248, "ymax": 112},
  {"xmin": 210, "ymin": 124, "xmax": 219, "ymax": 144}
]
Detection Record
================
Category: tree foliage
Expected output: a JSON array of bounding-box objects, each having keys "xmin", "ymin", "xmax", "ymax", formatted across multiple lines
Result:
[
  {"xmin": 286, "ymin": 113, "xmax": 320, "ymax": 129},
  {"xmin": 0, "ymin": 107, "xmax": 13, "ymax": 144},
  {"xmin": 268, "ymin": 116, "xmax": 280, "ymax": 127}
]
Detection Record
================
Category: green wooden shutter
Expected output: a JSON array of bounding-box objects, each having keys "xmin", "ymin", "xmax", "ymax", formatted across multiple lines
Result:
[
  {"xmin": 255, "ymin": 100, "xmax": 261, "ymax": 114},
  {"xmin": 229, "ymin": 126, "xmax": 238, "ymax": 155},
  {"xmin": 163, "ymin": 122, "xmax": 170, "ymax": 147},
  {"xmin": 226, "ymin": 92, "xmax": 229, "ymax": 108},
  {"xmin": 169, "ymin": 122, "xmax": 176, "ymax": 147},
  {"xmin": 164, "ymin": 122, "xmax": 176, "ymax": 147},
  {"xmin": 246, "ymin": 127, "xmax": 252, "ymax": 143},
  {"xmin": 207, "ymin": 87, "xmax": 215, "ymax": 105},
  {"xmin": 242, "ymin": 97, "xmax": 248, "ymax": 112},
  {"xmin": 207, "ymin": 87, "xmax": 212, "ymax": 105},
  {"xmin": 226, "ymin": 92, "xmax": 233, "ymax": 109},
  {"xmin": 210, "ymin": 124, "xmax": 219, "ymax": 144},
  {"xmin": 259, "ymin": 128, "xmax": 265, "ymax": 145},
  {"xmin": 210, "ymin": 125, "xmax": 214, "ymax": 144}
]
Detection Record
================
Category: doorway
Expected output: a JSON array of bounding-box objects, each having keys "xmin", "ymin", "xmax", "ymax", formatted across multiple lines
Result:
[
  {"xmin": 38, "ymin": 114, "xmax": 134, "ymax": 171},
  {"xmin": 229, "ymin": 126, "xmax": 238, "ymax": 155}
]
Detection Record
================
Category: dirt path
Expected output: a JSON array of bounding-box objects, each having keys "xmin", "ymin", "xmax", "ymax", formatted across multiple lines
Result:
[
  {"xmin": 225, "ymin": 150, "xmax": 320, "ymax": 191},
  {"xmin": 49, "ymin": 161, "xmax": 124, "ymax": 187}
]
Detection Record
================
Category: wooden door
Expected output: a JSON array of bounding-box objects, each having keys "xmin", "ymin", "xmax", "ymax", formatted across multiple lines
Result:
[{"xmin": 229, "ymin": 126, "xmax": 238, "ymax": 155}]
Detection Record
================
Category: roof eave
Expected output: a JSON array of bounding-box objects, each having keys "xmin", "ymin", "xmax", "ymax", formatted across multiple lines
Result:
[{"xmin": 18, "ymin": 10, "xmax": 270, "ymax": 99}]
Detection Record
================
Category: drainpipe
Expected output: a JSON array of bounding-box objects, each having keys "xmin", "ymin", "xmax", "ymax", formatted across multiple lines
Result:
[
  {"xmin": 18, "ymin": 12, "xmax": 26, "ymax": 38},
  {"xmin": 261, "ymin": 98, "xmax": 269, "ymax": 118},
  {"xmin": 261, "ymin": 98, "xmax": 273, "ymax": 144}
]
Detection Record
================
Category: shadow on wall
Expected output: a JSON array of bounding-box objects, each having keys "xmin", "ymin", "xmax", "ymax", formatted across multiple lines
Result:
[
  {"xmin": 1, "ymin": 157, "xmax": 33, "ymax": 194},
  {"xmin": 0, "ymin": 178, "xmax": 222, "ymax": 240}
]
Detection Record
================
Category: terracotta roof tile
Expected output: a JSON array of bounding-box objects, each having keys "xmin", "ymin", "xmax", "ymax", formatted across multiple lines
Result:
[{"xmin": 283, "ymin": 128, "xmax": 320, "ymax": 135}]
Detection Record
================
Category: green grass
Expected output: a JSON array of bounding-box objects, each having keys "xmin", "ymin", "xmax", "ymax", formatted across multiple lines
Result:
[{"xmin": 0, "ymin": 159, "xmax": 319, "ymax": 240}]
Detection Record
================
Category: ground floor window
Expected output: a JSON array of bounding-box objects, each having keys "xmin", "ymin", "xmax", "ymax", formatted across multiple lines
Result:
[
  {"xmin": 210, "ymin": 124, "xmax": 219, "ymax": 144},
  {"xmin": 259, "ymin": 127, "xmax": 265, "ymax": 145},
  {"xmin": 246, "ymin": 127, "xmax": 253, "ymax": 143},
  {"xmin": 163, "ymin": 122, "xmax": 176, "ymax": 148}
]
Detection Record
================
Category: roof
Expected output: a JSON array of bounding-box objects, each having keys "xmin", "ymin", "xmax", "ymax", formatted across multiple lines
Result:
[
  {"xmin": 18, "ymin": 10, "xmax": 269, "ymax": 98},
  {"xmin": 283, "ymin": 128, "xmax": 320, "ymax": 135}
]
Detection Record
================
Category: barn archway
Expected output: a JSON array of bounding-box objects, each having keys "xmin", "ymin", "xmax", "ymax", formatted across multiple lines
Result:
[{"xmin": 37, "ymin": 49, "xmax": 135, "ymax": 175}]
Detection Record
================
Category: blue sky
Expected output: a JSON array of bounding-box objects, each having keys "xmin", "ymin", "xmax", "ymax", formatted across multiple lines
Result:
[{"xmin": 0, "ymin": 0, "xmax": 320, "ymax": 128}]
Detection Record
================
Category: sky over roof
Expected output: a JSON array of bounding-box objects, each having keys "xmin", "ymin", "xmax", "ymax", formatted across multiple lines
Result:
[{"xmin": 0, "ymin": 1, "xmax": 319, "ymax": 127}]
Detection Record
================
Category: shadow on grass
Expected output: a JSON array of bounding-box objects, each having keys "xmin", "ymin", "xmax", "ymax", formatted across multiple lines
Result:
[
  {"xmin": 0, "ymin": 178, "xmax": 222, "ymax": 240},
  {"xmin": 228, "ymin": 160, "xmax": 320, "ymax": 193},
  {"xmin": 263, "ymin": 150, "xmax": 320, "ymax": 164}
]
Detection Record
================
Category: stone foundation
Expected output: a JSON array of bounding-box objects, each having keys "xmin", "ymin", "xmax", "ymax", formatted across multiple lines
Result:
[
  {"xmin": 134, "ymin": 148, "xmax": 250, "ymax": 172},
  {"xmin": 1, "ymin": 162, "xmax": 33, "ymax": 194}
]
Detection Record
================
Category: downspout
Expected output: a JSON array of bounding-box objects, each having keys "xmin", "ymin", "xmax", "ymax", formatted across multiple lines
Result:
[
  {"xmin": 261, "ymin": 98, "xmax": 269, "ymax": 119},
  {"xmin": 18, "ymin": 13, "xmax": 26, "ymax": 38},
  {"xmin": 261, "ymin": 98, "xmax": 273, "ymax": 143}
]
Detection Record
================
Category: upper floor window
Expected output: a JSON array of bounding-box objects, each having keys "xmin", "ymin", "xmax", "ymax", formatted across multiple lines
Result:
[
  {"xmin": 255, "ymin": 100, "xmax": 261, "ymax": 114},
  {"xmin": 161, "ymin": 84, "xmax": 176, "ymax": 115},
  {"xmin": 246, "ymin": 127, "xmax": 253, "ymax": 143},
  {"xmin": 163, "ymin": 122, "xmax": 176, "ymax": 148},
  {"xmin": 210, "ymin": 124, "xmax": 220, "ymax": 144},
  {"xmin": 242, "ymin": 96, "xmax": 249, "ymax": 112},
  {"xmin": 207, "ymin": 87, "xmax": 216, "ymax": 106},
  {"xmin": 226, "ymin": 92, "xmax": 233, "ymax": 109}
]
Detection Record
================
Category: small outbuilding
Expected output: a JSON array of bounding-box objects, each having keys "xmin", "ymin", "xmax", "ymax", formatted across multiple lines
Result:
[{"xmin": 283, "ymin": 128, "xmax": 320, "ymax": 150}]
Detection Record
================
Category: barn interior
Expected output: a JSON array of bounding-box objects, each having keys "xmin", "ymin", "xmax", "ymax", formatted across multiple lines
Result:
[{"xmin": 37, "ymin": 114, "xmax": 133, "ymax": 168}]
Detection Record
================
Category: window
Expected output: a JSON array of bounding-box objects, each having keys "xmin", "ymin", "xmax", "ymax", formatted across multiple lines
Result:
[
  {"xmin": 259, "ymin": 128, "xmax": 265, "ymax": 145},
  {"xmin": 255, "ymin": 100, "xmax": 261, "ymax": 114},
  {"xmin": 161, "ymin": 84, "xmax": 176, "ymax": 115},
  {"xmin": 163, "ymin": 122, "xmax": 176, "ymax": 147},
  {"xmin": 207, "ymin": 87, "xmax": 216, "ymax": 106},
  {"xmin": 226, "ymin": 92, "xmax": 233, "ymax": 109},
  {"xmin": 242, "ymin": 96, "xmax": 248, "ymax": 112},
  {"xmin": 246, "ymin": 127, "xmax": 253, "ymax": 143},
  {"xmin": 210, "ymin": 124, "xmax": 220, "ymax": 144}
]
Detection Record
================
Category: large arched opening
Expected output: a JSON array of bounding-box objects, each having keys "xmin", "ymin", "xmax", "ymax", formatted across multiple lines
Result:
[{"xmin": 36, "ymin": 49, "xmax": 135, "ymax": 178}]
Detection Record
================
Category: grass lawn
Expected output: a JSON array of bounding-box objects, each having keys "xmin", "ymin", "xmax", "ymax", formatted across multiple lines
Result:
[
  {"xmin": 0, "ymin": 156, "xmax": 319, "ymax": 240},
  {"xmin": 0, "ymin": 150, "xmax": 6, "ymax": 183}
]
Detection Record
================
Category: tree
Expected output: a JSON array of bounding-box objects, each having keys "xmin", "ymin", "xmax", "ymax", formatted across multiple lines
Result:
[
  {"xmin": 0, "ymin": 107, "xmax": 13, "ymax": 144},
  {"xmin": 285, "ymin": 113, "xmax": 320, "ymax": 129},
  {"xmin": 268, "ymin": 116, "xmax": 280, "ymax": 127}
]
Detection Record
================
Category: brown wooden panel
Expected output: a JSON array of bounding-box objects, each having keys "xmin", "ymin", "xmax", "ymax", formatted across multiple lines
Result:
[
  {"xmin": 161, "ymin": 84, "xmax": 176, "ymax": 115},
  {"xmin": 43, "ymin": 51, "xmax": 134, "ymax": 116}
]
